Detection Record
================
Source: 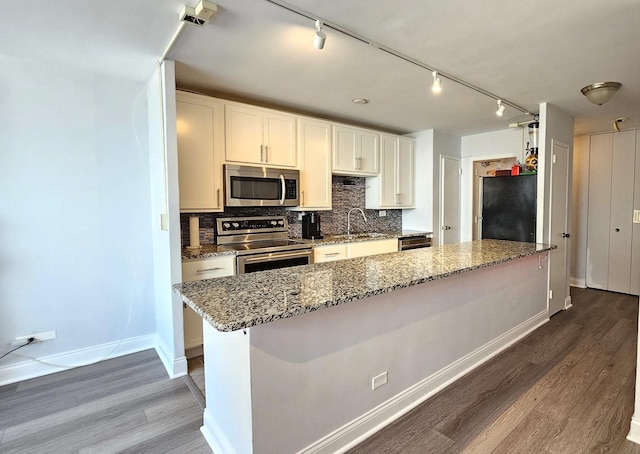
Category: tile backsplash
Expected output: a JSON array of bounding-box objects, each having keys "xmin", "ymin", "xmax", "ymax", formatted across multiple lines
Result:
[{"xmin": 180, "ymin": 176, "xmax": 402, "ymax": 247}]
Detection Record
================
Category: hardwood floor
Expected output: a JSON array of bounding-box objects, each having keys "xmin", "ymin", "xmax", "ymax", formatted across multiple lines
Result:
[
  {"xmin": 0, "ymin": 349, "xmax": 212, "ymax": 453},
  {"xmin": 1, "ymin": 288, "xmax": 638, "ymax": 453},
  {"xmin": 348, "ymin": 287, "xmax": 640, "ymax": 454}
]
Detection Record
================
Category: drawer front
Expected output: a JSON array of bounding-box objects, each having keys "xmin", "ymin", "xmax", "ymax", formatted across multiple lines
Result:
[
  {"xmin": 182, "ymin": 256, "xmax": 236, "ymax": 281},
  {"xmin": 347, "ymin": 238, "xmax": 399, "ymax": 258},
  {"xmin": 314, "ymin": 245, "xmax": 347, "ymax": 263}
]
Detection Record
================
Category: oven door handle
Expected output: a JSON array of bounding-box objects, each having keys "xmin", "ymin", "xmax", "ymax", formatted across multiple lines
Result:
[
  {"xmin": 241, "ymin": 250, "xmax": 311, "ymax": 264},
  {"xmin": 279, "ymin": 174, "xmax": 286, "ymax": 205}
]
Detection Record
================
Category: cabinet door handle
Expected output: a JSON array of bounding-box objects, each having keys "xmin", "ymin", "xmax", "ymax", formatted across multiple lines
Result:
[
  {"xmin": 196, "ymin": 267, "xmax": 224, "ymax": 273},
  {"xmin": 562, "ymin": 232, "xmax": 571, "ymax": 238},
  {"xmin": 355, "ymin": 156, "xmax": 361, "ymax": 170},
  {"xmin": 260, "ymin": 145, "xmax": 264, "ymax": 162},
  {"xmin": 216, "ymin": 188, "xmax": 220, "ymax": 207},
  {"xmin": 301, "ymin": 190, "xmax": 305, "ymax": 207},
  {"xmin": 325, "ymin": 252, "xmax": 341, "ymax": 257},
  {"xmin": 265, "ymin": 145, "xmax": 268, "ymax": 163}
]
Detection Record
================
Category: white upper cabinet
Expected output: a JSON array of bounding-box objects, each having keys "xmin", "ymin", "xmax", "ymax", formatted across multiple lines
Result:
[
  {"xmin": 176, "ymin": 91, "xmax": 225, "ymax": 212},
  {"xmin": 290, "ymin": 117, "xmax": 332, "ymax": 211},
  {"xmin": 225, "ymin": 103, "xmax": 297, "ymax": 167},
  {"xmin": 332, "ymin": 124, "xmax": 380, "ymax": 175},
  {"xmin": 366, "ymin": 134, "xmax": 415, "ymax": 209}
]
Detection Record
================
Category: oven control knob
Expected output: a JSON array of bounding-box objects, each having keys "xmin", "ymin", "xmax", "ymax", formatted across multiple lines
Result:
[
  {"xmin": 232, "ymin": 222, "xmax": 240, "ymax": 228},
  {"xmin": 271, "ymin": 220, "xmax": 277, "ymax": 225},
  {"xmin": 223, "ymin": 222, "xmax": 231, "ymax": 229},
  {"xmin": 278, "ymin": 220, "xmax": 284, "ymax": 226}
]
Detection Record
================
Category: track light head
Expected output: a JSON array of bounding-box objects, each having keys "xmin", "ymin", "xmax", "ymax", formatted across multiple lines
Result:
[
  {"xmin": 432, "ymin": 71, "xmax": 442, "ymax": 94},
  {"xmin": 314, "ymin": 20, "xmax": 326, "ymax": 50},
  {"xmin": 496, "ymin": 99, "xmax": 505, "ymax": 117}
]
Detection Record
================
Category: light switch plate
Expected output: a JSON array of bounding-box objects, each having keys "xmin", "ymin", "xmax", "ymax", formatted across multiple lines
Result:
[{"xmin": 634, "ymin": 210, "xmax": 640, "ymax": 224}]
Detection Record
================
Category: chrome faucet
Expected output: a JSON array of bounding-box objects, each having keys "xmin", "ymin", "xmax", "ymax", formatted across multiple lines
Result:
[{"xmin": 347, "ymin": 208, "xmax": 367, "ymax": 236}]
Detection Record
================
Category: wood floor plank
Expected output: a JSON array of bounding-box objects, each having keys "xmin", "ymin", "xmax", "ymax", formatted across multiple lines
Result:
[
  {"xmin": 435, "ymin": 361, "xmax": 542, "ymax": 444},
  {"xmin": 347, "ymin": 410, "xmax": 453, "ymax": 454},
  {"xmin": 534, "ymin": 349, "xmax": 609, "ymax": 421},
  {"xmin": 118, "ymin": 418, "xmax": 209, "ymax": 454},
  {"xmin": 544, "ymin": 336, "xmax": 637, "ymax": 453},
  {"xmin": 585, "ymin": 371, "xmax": 636, "ymax": 453},
  {"xmin": 1, "ymin": 377, "xmax": 183, "ymax": 443},
  {"xmin": 491, "ymin": 409, "xmax": 560, "ymax": 454},
  {"xmin": 458, "ymin": 329, "xmax": 605, "ymax": 453},
  {"xmin": 0, "ymin": 408, "xmax": 148, "ymax": 454},
  {"xmin": 349, "ymin": 288, "xmax": 640, "ymax": 454},
  {"xmin": 165, "ymin": 436, "xmax": 213, "ymax": 454},
  {"xmin": 77, "ymin": 400, "xmax": 203, "ymax": 454},
  {"xmin": 143, "ymin": 387, "xmax": 200, "ymax": 422}
]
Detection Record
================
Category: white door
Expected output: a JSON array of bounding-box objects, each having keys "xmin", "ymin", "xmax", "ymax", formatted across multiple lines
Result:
[
  {"xmin": 586, "ymin": 130, "xmax": 637, "ymax": 294},
  {"xmin": 608, "ymin": 131, "xmax": 636, "ymax": 293},
  {"xmin": 548, "ymin": 140, "xmax": 571, "ymax": 316},
  {"xmin": 440, "ymin": 155, "xmax": 461, "ymax": 245}
]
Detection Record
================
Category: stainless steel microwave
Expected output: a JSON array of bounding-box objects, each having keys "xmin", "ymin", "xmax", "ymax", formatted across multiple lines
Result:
[{"xmin": 224, "ymin": 164, "xmax": 300, "ymax": 207}]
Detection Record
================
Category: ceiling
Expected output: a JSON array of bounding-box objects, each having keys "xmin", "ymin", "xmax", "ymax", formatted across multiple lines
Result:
[{"xmin": 3, "ymin": 0, "xmax": 639, "ymax": 137}]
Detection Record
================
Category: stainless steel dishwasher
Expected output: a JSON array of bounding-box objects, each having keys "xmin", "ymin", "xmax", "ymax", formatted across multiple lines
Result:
[{"xmin": 398, "ymin": 235, "xmax": 431, "ymax": 251}]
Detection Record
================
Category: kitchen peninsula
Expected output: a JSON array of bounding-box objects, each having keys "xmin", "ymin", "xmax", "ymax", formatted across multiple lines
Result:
[{"xmin": 174, "ymin": 239, "xmax": 554, "ymax": 454}]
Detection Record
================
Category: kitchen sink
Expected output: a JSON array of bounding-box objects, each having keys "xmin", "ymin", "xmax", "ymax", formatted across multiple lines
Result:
[{"xmin": 331, "ymin": 233, "xmax": 389, "ymax": 240}]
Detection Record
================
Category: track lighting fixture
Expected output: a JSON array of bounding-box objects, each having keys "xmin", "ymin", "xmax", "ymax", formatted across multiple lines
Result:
[
  {"xmin": 432, "ymin": 71, "xmax": 442, "ymax": 94},
  {"xmin": 266, "ymin": 0, "xmax": 532, "ymax": 116},
  {"xmin": 314, "ymin": 20, "xmax": 326, "ymax": 50},
  {"xmin": 496, "ymin": 99, "xmax": 505, "ymax": 117}
]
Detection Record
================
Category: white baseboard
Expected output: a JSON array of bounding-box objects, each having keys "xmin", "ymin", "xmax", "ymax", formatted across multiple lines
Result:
[
  {"xmin": 570, "ymin": 277, "xmax": 586, "ymax": 288},
  {"xmin": 0, "ymin": 334, "xmax": 156, "ymax": 386},
  {"xmin": 201, "ymin": 408, "xmax": 244, "ymax": 454},
  {"xmin": 628, "ymin": 416, "xmax": 640, "ymax": 445},
  {"xmin": 298, "ymin": 310, "xmax": 549, "ymax": 454},
  {"xmin": 155, "ymin": 335, "xmax": 188, "ymax": 379}
]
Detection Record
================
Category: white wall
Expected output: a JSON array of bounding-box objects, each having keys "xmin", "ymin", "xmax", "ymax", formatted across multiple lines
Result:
[
  {"xmin": 402, "ymin": 129, "xmax": 434, "ymax": 231},
  {"xmin": 538, "ymin": 103, "xmax": 575, "ymax": 244},
  {"xmin": 460, "ymin": 128, "xmax": 526, "ymax": 241},
  {"xmin": 431, "ymin": 131, "xmax": 461, "ymax": 245},
  {"xmin": 0, "ymin": 55, "xmax": 156, "ymax": 383},
  {"xmin": 147, "ymin": 62, "xmax": 187, "ymax": 377},
  {"xmin": 571, "ymin": 135, "xmax": 590, "ymax": 286}
]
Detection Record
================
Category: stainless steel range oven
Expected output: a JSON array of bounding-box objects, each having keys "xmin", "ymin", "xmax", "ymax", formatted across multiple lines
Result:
[{"xmin": 216, "ymin": 216, "xmax": 312, "ymax": 274}]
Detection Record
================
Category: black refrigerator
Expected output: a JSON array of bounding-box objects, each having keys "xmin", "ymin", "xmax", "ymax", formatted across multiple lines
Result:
[{"xmin": 481, "ymin": 174, "xmax": 537, "ymax": 243}]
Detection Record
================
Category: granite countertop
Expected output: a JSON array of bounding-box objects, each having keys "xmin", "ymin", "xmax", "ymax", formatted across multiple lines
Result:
[
  {"xmin": 181, "ymin": 244, "xmax": 238, "ymax": 260},
  {"xmin": 182, "ymin": 230, "xmax": 432, "ymax": 259},
  {"xmin": 173, "ymin": 239, "xmax": 555, "ymax": 332}
]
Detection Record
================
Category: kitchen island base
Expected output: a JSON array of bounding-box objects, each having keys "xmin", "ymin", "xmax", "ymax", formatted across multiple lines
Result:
[{"xmin": 199, "ymin": 252, "xmax": 549, "ymax": 454}]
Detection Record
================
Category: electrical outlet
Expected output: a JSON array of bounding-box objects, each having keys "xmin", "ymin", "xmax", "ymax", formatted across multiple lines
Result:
[
  {"xmin": 372, "ymin": 371, "xmax": 388, "ymax": 390},
  {"xmin": 379, "ymin": 210, "xmax": 387, "ymax": 217},
  {"xmin": 12, "ymin": 330, "xmax": 56, "ymax": 346},
  {"xmin": 298, "ymin": 213, "xmax": 303, "ymax": 221}
]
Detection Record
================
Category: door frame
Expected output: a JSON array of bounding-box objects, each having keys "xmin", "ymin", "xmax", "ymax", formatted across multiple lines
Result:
[
  {"xmin": 548, "ymin": 139, "xmax": 572, "ymax": 315},
  {"xmin": 439, "ymin": 155, "xmax": 461, "ymax": 246}
]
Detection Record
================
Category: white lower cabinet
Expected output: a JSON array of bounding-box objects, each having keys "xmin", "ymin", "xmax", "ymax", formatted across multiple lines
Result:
[
  {"xmin": 314, "ymin": 244, "xmax": 347, "ymax": 263},
  {"xmin": 181, "ymin": 255, "xmax": 236, "ymax": 351},
  {"xmin": 314, "ymin": 238, "xmax": 399, "ymax": 263},
  {"xmin": 347, "ymin": 238, "xmax": 398, "ymax": 258}
]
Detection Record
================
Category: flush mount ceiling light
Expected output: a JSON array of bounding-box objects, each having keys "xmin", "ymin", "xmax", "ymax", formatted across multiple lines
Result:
[
  {"xmin": 432, "ymin": 71, "xmax": 442, "ymax": 94},
  {"xmin": 581, "ymin": 82, "xmax": 622, "ymax": 105},
  {"xmin": 496, "ymin": 100, "xmax": 505, "ymax": 117},
  {"xmin": 352, "ymin": 98, "xmax": 369, "ymax": 104},
  {"xmin": 314, "ymin": 20, "xmax": 326, "ymax": 49}
]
